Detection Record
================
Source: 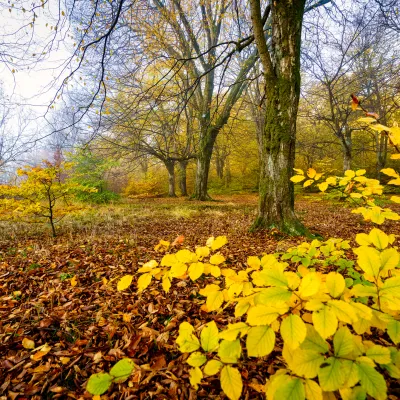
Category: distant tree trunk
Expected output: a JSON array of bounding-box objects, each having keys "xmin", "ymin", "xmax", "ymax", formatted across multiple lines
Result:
[
  {"xmin": 193, "ymin": 131, "xmax": 217, "ymax": 200},
  {"xmin": 250, "ymin": 0, "xmax": 308, "ymax": 235},
  {"xmin": 216, "ymin": 156, "xmax": 225, "ymax": 179},
  {"xmin": 178, "ymin": 160, "xmax": 188, "ymax": 196},
  {"xmin": 342, "ymin": 132, "xmax": 352, "ymax": 173},
  {"xmin": 164, "ymin": 160, "xmax": 176, "ymax": 197}
]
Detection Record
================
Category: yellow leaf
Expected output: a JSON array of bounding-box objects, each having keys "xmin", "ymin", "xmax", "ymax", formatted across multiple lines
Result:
[
  {"xmin": 293, "ymin": 168, "xmax": 304, "ymax": 175},
  {"xmin": 22, "ymin": 338, "xmax": 35, "ymax": 349},
  {"xmin": 356, "ymin": 169, "xmax": 366, "ymax": 176},
  {"xmin": 246, "ymin": 304, "xmax": 280, "ymax": 326},
  {"xmin": 210, "ymin": 254, "xmax": 225, "ymax": 265},
  {"xmin": 381, "ymin": 168, "xmax": 398, "ymax": 178},
  {"xmin": 307, "ymin": 168, "xmax": 317, "ymax": 179},
  {"xmin": 187, "ymin": 352, "xmax": 207, "ymax": 367},
  {"xmin": 220, "ymin": 365, "xmax": 243, "ymax": 400},
  {"xmin": 162, "ymin": 276, "xmax": 171, "ymax": 293},
  {"xmin": 369, "ymin": 228, "xmax": 389, "ymax": 250},
  {"xmin": 247, "ymin": 256, "xmax": 261, "ymax": 270},
  {"xmin": 344, "ymin": 170, "xmax": 355, "ymax": 178},
  {"xmin": 204, "ymin": 359, "xmax": 223, "ymax": 376},
  {"xmin": 60, "ymin": 357, "xmax": 70, "ymax": 365},
  {"xmin": 211, "ymin": 235, "xmax": 227, "ymax": 251},
  {"xmin": 137, "ymin": 273, "xmax": 152, "ymax": 292},
  {"xmin": 206, "ymin": 291, "xmax": 224, "ymax": 311},
  {"xmin": 391, "ymin": 195, "xmax": 400, "ymax": 204},
  {"xmin": 303, "ymin": 179, "xmax": 314, "ymax": 188},
  {"xmin": 290, "ymin": 349, "xmax": 324, "ymax": 379},
  {"xmin": 304, "ymin": 379, "xmax": 323, "ymax": 400},
  {"xmin": 169, "ymin": 263, "xmax": 187, "ymax": 277},
  {"xmin": 176, "ymin": 249, "xmax": 195, "ymax": 263},
  {"xmin": 196, "ymin": 246, "xmax": 210, "ymax": 259},
  {"xmin": 318, "ymin": 182, "xmax": 328, "ymax": 192},
  {"xmin": 201, "ymin": 321, "xmax": 219, "ymax": 352},
  {"xmin": 31, "ymin": 343, "xmax": 51, "ymax": 361},
  {"xmin": 117, "ymin": 275, "xmax": 133, "ymax": 291},
  {"xmin": 390, "ymin": 154, "xmax": 400, "ymax": 160},
  {"xmin": 70, "ymin": 276, "xmax": 77, "ymax": 287},
  {"xmin": 325, "ymin": 272, "xmax": 345, "ymax": 298},
  {"xmin": 312, "ymin": 305, "xmax": 338, "ymax": 338},
  {"xmin": 246, "ymin": 326, "xmax": 275, "ymax": 357},
  {"xmin": 188, "ymin": 262, "xmax": 204, "ymax": 281},
  {"xmin": 298, "ymin": 273, "xmax": 321, "ymax": 298},
  {"xmin": 291, "ymin": 175, "xmax": 306, "ymax": 183},
  {"xmin": 218, "ymin": 339, "xmax": 241, "ymax": 363},
  {"xmin": 326, "ymin": 176, "xmax": 337, "ymax": 185},
  {"xmin": 280, "ymin": 314, "xmax": 307, "ymax": 349},
  {"xmin": 354, "ymin": 246, "xmax": 381, "ymax": 280},
  {"xmin": 189, "ymin": 367, "xmax": 203, "ymax": 389}
]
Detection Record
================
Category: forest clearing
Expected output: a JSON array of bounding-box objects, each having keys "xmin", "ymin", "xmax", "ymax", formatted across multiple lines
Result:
[{"xmin": 2, "ymin": 194, "xmax": 400, "ymax": 399}]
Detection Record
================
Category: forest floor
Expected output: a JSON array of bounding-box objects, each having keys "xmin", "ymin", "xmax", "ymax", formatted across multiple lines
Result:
[{"xmin": 1, "ymin": 194, "xmax": 400, "ymax": 399}]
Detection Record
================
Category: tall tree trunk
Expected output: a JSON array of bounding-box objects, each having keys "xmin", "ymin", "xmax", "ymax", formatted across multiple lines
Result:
[
  {"xmin": 164, "ymin": 160, "xmax": 176, "ymax": 197},
  {"xmin": 342, "ymin": 132, "xmax": 352, "ymax": 173},
  {"xmin": 250, "ymin": 0, "xmax": 307, "ymax": 235},
  {"xmin": 178, "ymin": 160, "xmax": 188, "ymax": 196},
  {"xmin": 193, "ymin": 130, "xmax": 217, "ymax": 200},
  {"xmin": 376, "ymin": 132, "xmax": 388, "ymax": 180},
  {"xmin": 216, "ymin": 156, "xmax": 224, "ymax": 179}
]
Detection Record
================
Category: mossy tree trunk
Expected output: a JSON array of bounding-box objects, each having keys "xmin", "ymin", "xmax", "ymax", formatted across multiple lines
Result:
[
  {"xmin": 164, "ymin": 160, "xmax": 177, "ymax": 197},
  {"xmin": 250, "ymin": 0, "xmax": 307, "ymax": 234}
]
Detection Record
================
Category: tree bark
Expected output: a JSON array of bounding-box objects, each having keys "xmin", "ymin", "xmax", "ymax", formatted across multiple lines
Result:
[
  {"xmin": 342, "ymin": 133, "xmax": 352, "ymax": 173},
  {"xmin": 178, "ymin": 160, "xmax": 189, "ymax": 196},
  {"xmin": 164, "ymin": 160, "xmax": 176, "ymax": 197},
  {"xmin": 193, "ymin": 132, "xmax": 216, "ymax": 200},
  {"xmin": 250, "ymin": 0, "xmax": 307, "ymax": 235}
]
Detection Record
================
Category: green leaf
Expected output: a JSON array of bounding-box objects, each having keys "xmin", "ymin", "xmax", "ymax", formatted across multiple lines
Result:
[
  {"xmin": 326, "ymin": 272, "xmax": 345, "ymax": 298},
  {"xmin": 254, "ymin": 287, "xmax": 292, "ymax": 304},
  {"xmin": 86, "ymin": 372, "xmax": 113, "ymax": 395},
  {"xmin": 366, "ymin": 345, "xmax": 391, "ymax": 364},
  {"xmin": 357, "ymin": 362, "xmax": 387, "ymax": 400},
  {"xmin": 218, "ymin": 339, "xmax": 241, "ymax": 363},
  {"xmin": 189, "ymin": 367, "xmax": 203, "ymax": 389},
  {"xmin": 381, "ymin": 276, "xmax": 400, "ymax": 297},
  {"xmin": 187, "ymin": 352, "xmax": 207, "ymax": 367},
  {"xmin": 220, "ymin": 365, "xmax": 243, "ymax": 400},
  {"xmin": 280, "ymin": 314, "xmax": 307, "ymax": 349},
  {"xmin": 333, "ymin": 327, "xmax": 354, "ymax": 357},
  {"xmin": 203, "ymin": 359, "xmax": 223, "ymax": 376},
  {"xmin": 290, "ymin": 349, "xmax": 324, "ymax": 378},
  {"xmin": 258, "ymin": 268, "xmax": 288, "ymax": 287},
  {"xmin": 109, "ymin": 358, "xmax": 135, "ymax": 383},
  {"xmin": 312, "ymin": 305, "xmax": 338, "ymax": 339},
  {"xmin": 318, "ymin": 357, "xmax": 346, "ymax": 391},
  {"xmin": 387, "ymin": 320, "xmax": 400, "ymax": 344},
  {"xmin": 300, "ymin": 325, "xmax": 329, "ymax": 353},
  {"xmin": 246, "ymin": 325, "xmax": 275, "ymax": 357},
  {"xmin": 275, "ymin": 377, "xmax": 305, "ymax": 400},
  {"xmin": 200, "ymin": 321, "xmax": 219, "ymax": 352},
  {"xmin": 219, "ymin": 322, "xmax": 249, "ymax": 341}
]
